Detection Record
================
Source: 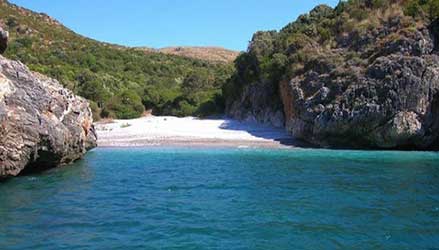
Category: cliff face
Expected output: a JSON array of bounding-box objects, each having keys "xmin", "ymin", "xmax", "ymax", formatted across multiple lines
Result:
[
  {"xmin": 281, "ymin": 20, "xmax": 439, "ymax": 149},
  {"xmin": 0, "ymin": 29, "xmax": 97, "ymax": 178},
  {"xmin": 225, "ymin": 1, "xmax": 439, "ymax": 150},
  {"xmin": 225, "ymin": 81, "xmax": 285, "ymax": 127}
]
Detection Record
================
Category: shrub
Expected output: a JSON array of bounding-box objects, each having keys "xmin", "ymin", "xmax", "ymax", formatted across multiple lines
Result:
[
  {"xmin": 404, "ymin": 0, "xmax": 439, "ymax": 20},
  {"xmin": 88, "ymin": 101, "xmax": 101, "ymax": 121},
  {"xmin": 105, "ymin": 90, "xmax": 145, "ymax": 119},
  {"xmin": 142, "ymin": 86, "xmax": 180, "ymax": 114},
  {"xmin": 350, "ymin": 8, "xmax": 369, "ymax": 21},
  {"xmin": 15, "ymin": 37, "xmax": 34, "ymax": 48},
  {"xmin": 178, "ymin": 100, "xmax": 197, "ymax": 117},
  {"xmin": 429, "ymin": 0, "xmax": 439, "ymax": 20},
  {"xmin": 181, "ymin": 72, "xmax": 210, "ymax": 96},
  {"xmin": 196, "ymin": 93, "xmax": 225, "ymax": 117},
  {"xmin": 76, "ymin": 70, "xmax": 111, "ymax": 106},
  {"xmin": 317, "ymin": 26, "xmax": 331, "ymax": 42},
  {"xmin": 405, "ymin": 0, "xmax": 423, "ymax": 17},
  {"xmin": 6, "ymin": 16, "xmax": 18, "ymax": 28},
  {"xmin": 249, "ymin": 31, "xmax": 277, "ymax": 59},
  {"xmin": 370, "ymin": 0, "xmax": 386, "ymax": 9}
]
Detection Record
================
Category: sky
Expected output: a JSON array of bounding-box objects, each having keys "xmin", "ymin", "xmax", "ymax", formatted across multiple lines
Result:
[{"xmin": 9, "ymin": 0, "xmax": 339, "ymax": 51}]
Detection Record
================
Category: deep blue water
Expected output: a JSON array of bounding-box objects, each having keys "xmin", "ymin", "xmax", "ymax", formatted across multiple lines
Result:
[{"xmin": 1, "ymin": 147, "xmax": 439, "ymax": 250}]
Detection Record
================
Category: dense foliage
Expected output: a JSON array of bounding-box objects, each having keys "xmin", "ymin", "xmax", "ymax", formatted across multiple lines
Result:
[
  {"xmin": 0, "ymin": 0, "xmax": 234, "ymax": 119},
  {"xmin": 223, "ymin": 0, "xmax": 439, "ymax": 105},
  {"xmin": 405, "ymin": 0, "xmax": 439, "ymax": 20}
]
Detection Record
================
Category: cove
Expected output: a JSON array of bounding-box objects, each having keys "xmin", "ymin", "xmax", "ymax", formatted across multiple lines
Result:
[{"xmin": 1, "ymin": 147, "xmax": 439, "ymax": 249}]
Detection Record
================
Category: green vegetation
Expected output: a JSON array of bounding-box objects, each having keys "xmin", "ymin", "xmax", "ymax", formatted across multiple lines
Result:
[
  {"xmin": 3, "ymin": 0, "xmax": 437, "ymax": 120},
  {"xmin": 0, "ymin": 1, "xmax": 234, "ymax": 119},
  {"xmin": 103, "ymin": 90, "xmax": 145, "ymax": 119},
  {"xmin": 224, "ymin": 0, "xmax": 439, "ymax": 105},
  {"xmin": 405, "ymin": 0, "xmax": 439, "ymax": 20}
]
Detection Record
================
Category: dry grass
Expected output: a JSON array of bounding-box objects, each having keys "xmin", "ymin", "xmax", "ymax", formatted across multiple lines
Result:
[
  {"xmin": 138, "ymin": 46, "xmax": 240, "ymax": 63},
  {"xmin": 159, "ymin": 47, "xmax": 240, "ymax": 63}
]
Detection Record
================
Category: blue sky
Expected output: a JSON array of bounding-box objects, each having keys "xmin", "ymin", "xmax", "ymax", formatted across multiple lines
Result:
[{"xmin": 9, "ymin": 0, "xmax": 339, "ymax": 51}]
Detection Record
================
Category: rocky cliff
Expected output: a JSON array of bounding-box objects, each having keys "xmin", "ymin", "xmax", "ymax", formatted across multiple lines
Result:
[
  {"xmin": 225, "ymin": 1, "xmax": 439, "ymax": 150},
  {"xmin": 225, "ymin": 81, "xmax": 285, "ymax": 128},
  {"xmin": 0, "ymin": 28, "xmax": 97, "ymax": 178},
  {"xmin": 281, "ymin": 26, "xmax": 439, "ymax": 149}
]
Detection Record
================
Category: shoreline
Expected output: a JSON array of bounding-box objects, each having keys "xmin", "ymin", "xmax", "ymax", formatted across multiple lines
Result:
[
  {"xmin": 95, "ymin": 116, "xmax": 297, "ymax": 149},
  {"xmin": 97, "ymin": 138, "xmax": 297, "ymax": 149}
]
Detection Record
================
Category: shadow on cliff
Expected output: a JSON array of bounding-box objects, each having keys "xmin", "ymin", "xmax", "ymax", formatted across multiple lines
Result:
[{"xmin": 218, "ymin": 119, "xmax": 312, "ymax": 147}]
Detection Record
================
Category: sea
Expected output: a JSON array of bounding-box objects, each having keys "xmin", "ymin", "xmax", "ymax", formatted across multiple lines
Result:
[{"xmin": 1, "ymin": 147, "xmax": 439, "ymax": 249}]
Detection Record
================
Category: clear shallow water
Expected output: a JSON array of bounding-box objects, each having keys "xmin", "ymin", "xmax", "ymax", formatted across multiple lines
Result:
[{"xmin": 1, "ymin": 148, "xmax": 439, "ymax": 250}]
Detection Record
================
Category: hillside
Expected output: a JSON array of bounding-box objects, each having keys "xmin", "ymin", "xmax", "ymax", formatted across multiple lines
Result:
[
  {"xmin": 158, "ymin": 47, "xmax": 239, "ymax": 63},
  {"xmin": 224, "ymin": 0, "xmax": 439, "ymax": 149},
  {"xmin": 138, "ymin": 46, "xmax": 240, "ymax": 63},
  {"xmin": 0, "ymin": 0, "xmax": 234, "ymax": 119}
]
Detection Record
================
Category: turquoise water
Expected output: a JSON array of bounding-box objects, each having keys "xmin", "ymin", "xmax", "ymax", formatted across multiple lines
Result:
[{"xmin": 1, "ymin": 148, "xmax": 439, "ymax": 250}]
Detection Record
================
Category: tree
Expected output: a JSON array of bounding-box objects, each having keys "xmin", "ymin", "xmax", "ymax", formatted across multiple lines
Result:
[
  {"xmin": 404, "ymin": 0, "xmax": 439, "ymax": 20},
  {"xmin": 75, "ymin": 70, "xmax": 110, "ymax": 107},
  {"xmin": 429, "ymin": 0, "xmax": 439, "ymax": 20},
  {"xmin": 181, "ymin": 72, "xmax": 210, "ymax": 96},
  {"xmin": 104, "ymin": 89, "xmax": 145, "ymax": 119}
]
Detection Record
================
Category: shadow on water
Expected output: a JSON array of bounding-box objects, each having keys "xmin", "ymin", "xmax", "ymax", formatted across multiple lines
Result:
[
  {"xmin": 218, "ymin": 119, "xmax": 313, "ymax": 148},
  {"xmin": 0, "ymin": 155, "xmax": 94, "ymax": 184}
]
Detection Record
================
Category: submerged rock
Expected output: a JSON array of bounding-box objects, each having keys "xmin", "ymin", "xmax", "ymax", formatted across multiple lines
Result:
[{"xmin": 0, "ymin": 55, "xmax": 97, "ymax": 178}]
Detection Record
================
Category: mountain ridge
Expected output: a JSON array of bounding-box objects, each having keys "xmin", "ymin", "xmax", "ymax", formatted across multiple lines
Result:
[
  {"xmin": 138, "ymin": 46, "xmax": 240, "ymax": 63},
  {"xmin": 3, "ymin": 0, "xmax": 240, "ymax": 63}
]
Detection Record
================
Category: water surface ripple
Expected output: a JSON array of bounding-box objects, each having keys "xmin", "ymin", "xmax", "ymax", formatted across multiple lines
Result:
[{"xmin": 1, "ymin": 148, "xmax": 439, "ymax": 249}]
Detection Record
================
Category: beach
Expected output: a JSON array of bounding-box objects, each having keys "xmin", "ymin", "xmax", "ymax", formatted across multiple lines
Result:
[{"xmin": 95, "ymin": 116, "xmax": 296, "ymax": 148}]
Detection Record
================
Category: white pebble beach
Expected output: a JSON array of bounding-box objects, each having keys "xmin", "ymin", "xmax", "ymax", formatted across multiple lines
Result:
[{"xmin": 95, "ymin": 116, "xmax": 296, "ymax": 148}]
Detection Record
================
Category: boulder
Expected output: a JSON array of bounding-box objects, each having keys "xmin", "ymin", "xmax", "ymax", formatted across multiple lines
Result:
[{"xmin": 0, "ymin": 55, "xmax": 97, "ymax": 178}]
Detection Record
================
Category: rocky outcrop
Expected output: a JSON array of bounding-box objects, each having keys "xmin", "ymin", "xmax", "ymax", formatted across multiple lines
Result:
[
  {"xmin": 226, "ymin": 81, "xmax": 284, "ymax": 128},
  {"xmin": 281, "ymin": 22, "xmax": 439, "ymax": 149},
  {"xmin": 0, "ymin": 52, "xmax": 97, "ymax": 178},
  {"xmin": 226, "ymin": 2, "xmax": 439, "ymax": 150}
]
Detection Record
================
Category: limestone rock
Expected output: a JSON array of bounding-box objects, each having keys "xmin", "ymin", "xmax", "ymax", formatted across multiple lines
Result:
[
  {"xmin": 226, "ymin": 81, "xmax": 285, "ymax": 128},
  {"xmin": 280, "ymin": 25, "xmax": 439, "ymax": 149},
  {"xmin": 226, "ymin": 5, "xmax": 439, "ymax": 150},
  {"xmin": 0, "ymin": 55, "xmax": 97, "ymax": 178}
]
